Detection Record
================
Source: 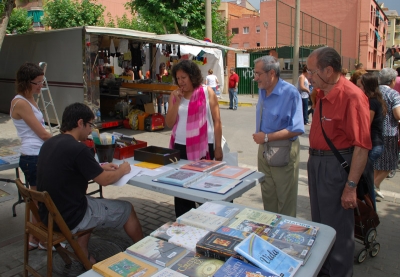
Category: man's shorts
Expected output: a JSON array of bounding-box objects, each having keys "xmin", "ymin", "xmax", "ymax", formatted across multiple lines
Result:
[{"xmin": 71, "ymin": 196, "xmax": 131, "ymax": 234}]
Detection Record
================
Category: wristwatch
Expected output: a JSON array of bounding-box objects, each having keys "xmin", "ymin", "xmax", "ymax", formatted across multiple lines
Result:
[
  {"xmin": 347, "ymin": 180, "xmax": 357, "ymax": 189},
  {"xmin": 264, "ymin": 134, "xmax": 269, "ymax": 143}
]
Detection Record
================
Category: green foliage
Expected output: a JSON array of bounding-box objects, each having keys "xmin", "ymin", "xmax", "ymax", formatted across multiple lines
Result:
[
  {"xmin": 0, "ymin": 0, "xmax": 5, "ymax": 16},
  {"xmin": 125, "ymin": 0, "xmax": 232, "ymax": 46},
  {"xmin": 6, "ymin": 8, "xmax": 32, "ymax": 34},
  {"xmin": 42, "ymin": 0, "xmax": 105, "ymax": 29}
]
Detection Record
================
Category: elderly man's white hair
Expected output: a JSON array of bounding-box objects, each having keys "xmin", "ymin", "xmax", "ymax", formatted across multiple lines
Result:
[{"xmin": 379, "ymin": 68, "xmax": 398, "ymax": 86}]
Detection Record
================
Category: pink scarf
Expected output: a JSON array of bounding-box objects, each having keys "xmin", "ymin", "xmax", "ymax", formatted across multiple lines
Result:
[{"xmin": 169, "ymin": 85, "xmax": 209, "ymax": 160}]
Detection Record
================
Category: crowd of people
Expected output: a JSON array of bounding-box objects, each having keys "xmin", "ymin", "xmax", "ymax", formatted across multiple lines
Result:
[{"xmin": 11, "ymin": 49, "xmax": 400, "ymax": 277}]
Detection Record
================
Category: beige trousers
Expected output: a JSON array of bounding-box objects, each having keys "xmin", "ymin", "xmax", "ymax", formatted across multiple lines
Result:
[{"xmin": 257, "ymin": 138, "xmax": 300, "ymax": 217}]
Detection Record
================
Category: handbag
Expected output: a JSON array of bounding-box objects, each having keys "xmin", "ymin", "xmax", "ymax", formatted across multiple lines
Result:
[
  {"xmin": 263, "ymin": 140, "xmax": 292, "ymax": 167},
  {"xmin": 259, "ymin": 93, "xmax": 292, "ymax": 167}
]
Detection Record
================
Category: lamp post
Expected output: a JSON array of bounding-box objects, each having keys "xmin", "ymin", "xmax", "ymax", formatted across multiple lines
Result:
[
  {"xmin": 181, "ymin": 19, "xmax": 189, "ymax": 35},
  {"xmin": 263, "ymin": 22, "xmax": 268, "ymax": 48}
]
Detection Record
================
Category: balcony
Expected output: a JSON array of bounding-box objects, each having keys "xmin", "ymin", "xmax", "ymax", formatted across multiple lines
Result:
[{"xmin": 396, "ymin": 25, "xmax": 400, "ymax": 32}]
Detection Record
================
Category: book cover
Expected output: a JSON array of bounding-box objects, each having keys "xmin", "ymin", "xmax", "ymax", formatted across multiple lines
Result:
[
  {"xmin": 268, "ymin": 226, "xmax": 316, "ymax": 247},
  {"xmin": 213, "ymin": 257, "xmax": 279, "ymax": 277},
  {"xmin": 151, "ymin": 268, "xmax": 187, "ymax": 277},
  {"xmin": 188, "ymin": 175, "xmax": 242, "ymax": 194},
  {"xmin": 259, "ymin": 236, "xmax": 312, "ymax": 265},
  {"xmin": 228, "ymin": 219, "xmax": 273, "ymax": 235},
  {"xmin": 176, "ymin": 209, "xmax": 229, "ymax": 232},
  {"xmin": 0, "ymin": 159, "xmax": 10, "ymax": 165},
  {"xmin": 235, "ymin": 208, "xmax": 282, "ymax": 227},
  {"xmin": 92, "ymin": 252, "xmax": 158, "ymax": 277},
  {"xmin": 170, "ymin": 251, "xmax": 224, "ymax": 277},
  {"xmin": 215, "ymin": 226, "xmax": 251, "ymax": 240},
  {"xmin": 153, "ymin": 169, "xmax": 205, "ymax": 187},
  {"xmin": 126, "ymin": 236, "xmax": 187, "ymax": 267},
  {"xmin": 234, "ymin": 233, "xmax": 301, "ymax": 277},
  {"xmin": 180, "ymin": 160, "xmax": 226, "ymax": 172},
  {"xmin": 211, "ymin": 165, "xmax": 255, "ymax": 180},
  {"xmin": 197, "ymin": 202, "xmax": 240, "ymax": 219},
  {"xmin": 150, "ymin": 221, "xmax": 209, "ymax": 252},
  {"xmin": 195, "ymin": 232, "xmax": 243, "ymax": 262},
  {"xmin": 274, "ymin": 219, "xmax": 319, "ymax": 236}
]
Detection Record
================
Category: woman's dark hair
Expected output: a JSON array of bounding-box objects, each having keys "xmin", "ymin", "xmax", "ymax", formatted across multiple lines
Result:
[
  {"xmin": 361, "ymin": 73, "xmax": 387, "ymax": 116},
  {"xmin": 302, "ymin": 65, "xmax": 307, "ymax": 74},
  {"xmin": 171, "ymin": 60, "xmax": 203, "ymax": 88},
  {"xmin": 60, "ymin": 103, "xmax": 94, "ymax": 133},
  {"xmin": 16, "ymin": 63, "xmax": 44, "ymax": 95},
  {"xmin": 350, "ymin": 69, "xmax": 367, "ymax": 85}
]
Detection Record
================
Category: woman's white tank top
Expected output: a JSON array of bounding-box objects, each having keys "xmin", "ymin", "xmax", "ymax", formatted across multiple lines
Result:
[{"xmin": 10, "ymin": 95, "xmax": 45, "ymax": 155}]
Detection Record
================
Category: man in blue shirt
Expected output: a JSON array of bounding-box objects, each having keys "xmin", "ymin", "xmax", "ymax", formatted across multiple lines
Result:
[{"xmin": 252, "ymin": 56, "xmax": 304, "ymax": 217}]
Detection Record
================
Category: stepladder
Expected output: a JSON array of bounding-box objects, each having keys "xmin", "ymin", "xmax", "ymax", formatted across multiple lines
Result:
[{"xmin": 36, "ymin": 62, "xmax": 61, "ymax": 135}]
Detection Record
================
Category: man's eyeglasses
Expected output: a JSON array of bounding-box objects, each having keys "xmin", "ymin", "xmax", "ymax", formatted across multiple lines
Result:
[
  {"xmin": 306, "ymin": 69, "xmax": 321, "ymax": 75},
  {"xmin": 86, "ymin": 122, "xmax": 96, "ymax": 129},
  {"xmin": 30, "ymin": 80, "xmax": 45, "ymax": 86},
  {"xmin": 253, "ymin": 70, "xmax": 269, "ymax": 78}
]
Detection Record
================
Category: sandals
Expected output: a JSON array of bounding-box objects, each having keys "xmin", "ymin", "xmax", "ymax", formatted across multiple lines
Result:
[
  {"xmin": 38, "ymin": 242, "xmax": 67, "ymax": 251},
  {"xmin": 28, "ymin": 242, "xmax": 39, "ymax": 251}
]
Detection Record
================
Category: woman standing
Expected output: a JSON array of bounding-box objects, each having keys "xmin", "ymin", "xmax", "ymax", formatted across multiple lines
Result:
[
  {"xmin": 297, "ymin": 66, "xmax": 310, "ymax": 125},
  {"xmin": 10, "ymin": 63, "xmax": 52, "ymax": 250},
  {"xmin": 374, "ymin": 68, "xmax": 400, "ymax": 201},
  {"xmin": 166, "ymin": 60, "xmax": 223, "ymax": 217},
  {"xmin": 357, "ymin": 72, "xmax": 387, "ymax": 205},
  {"xmin": 205, "ymin": 69, "xmax": 219, "ymax": 97}
]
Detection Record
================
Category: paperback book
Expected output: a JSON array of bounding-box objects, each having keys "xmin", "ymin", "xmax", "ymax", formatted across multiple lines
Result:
[
  {"xmin": 274, "ymin": 219, "xmax": 320, "ymax": 236},
  {"xmin": 176, "ymin": 208, "xmax": 229, "ymax": 232},
  {"xmin": 126, "ymin": 236, "xmax": 187, "ymax": 267},
  {"xmin": 268, "ymin": 226, "xmax": 316, "ymax": 247},
  {"xmin": 215, "ymin": 226, "xmax": 252, "ymax": 240},
  {"xmin": 92, "ymin": 252, "xmax": 158, "ymax": 277},
  {"xmin": 259, "ymin": 236, "xmax": 312, "ymax": 265},
  {"xmin": 153, "ymin": 169, "xmax": 205, "ymax": 187},
  {"xmin": 213, "ymin": 257, "xmax": 279, "ymax": 277},
  {"xmin": 188, "ymin": 175, "xmax": 242, "ymax": 194},
  {"xmin": 235, "ymin": 208, "xmax": 282, "ymax": 227},
  {"xmin": 211, "ymin": 165, "xmax": 255, "ymax": 180},
  {"xmin": 234, "ymin": 233, "xmax": 301, "ymax": 277},
  {"xmin": 180, "ymin": 159, "xmax": 226, "ymax": 172},
  {"xmin": 197, "ymin": 202, "xmax": 240, "ymax": 219},
  {"xmin": 150, "ymin": 221, "xmax": 209, "ymax": 252},
  {"xmin": 228, "ymin": 219, "xmax": 273, "ymax": 235},
  {"xmin": 195, "ymin": 231, "xmax": 243, "ymax": 262},
  {"xmin": 170, "ymin": 251, "xmax": 224, "ymax": 277},
  {"xmin": 151, "ymin": 268, "xmax": 187, "ymax": 277}
]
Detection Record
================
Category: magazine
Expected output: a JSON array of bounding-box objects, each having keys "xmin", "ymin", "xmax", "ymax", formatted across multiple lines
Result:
[
  {"xmin": 211, "ymin": 165, "xmax": 255, "ymax": 180},
  {"xmin": 180, "ymin": 160, "xmax": 226, "ymax": 172}
]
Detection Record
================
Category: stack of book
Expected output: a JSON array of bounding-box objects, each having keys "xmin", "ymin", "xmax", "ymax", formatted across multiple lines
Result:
[
  {"xmin": 152, "ymin": 160, "xmax": 255, "ymax": 195},
  {"xmin": 92, "ymin": 202, "xmax": 320, "ymax": 277}
]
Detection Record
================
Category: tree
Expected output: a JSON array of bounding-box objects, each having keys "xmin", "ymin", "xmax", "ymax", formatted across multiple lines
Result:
[
  {"xmin": 6, "ymin": 8, "xmax": 32, "ymax": 34},
  {"xmin": 42, "ymin": 0, "xmax": 105, "ymax": 29},
  {"xmin": 0, "ymin": 0, "xmax": 16, "ymax": 50},
  {"xmin": 125, "ymin": 0, "xmax": 232, "ymax": 46}
]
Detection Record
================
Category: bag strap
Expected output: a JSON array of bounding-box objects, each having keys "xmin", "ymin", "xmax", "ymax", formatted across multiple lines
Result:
[{"xmin": 319, "ymin": 99, "xmax": 350, "ymax": 173}]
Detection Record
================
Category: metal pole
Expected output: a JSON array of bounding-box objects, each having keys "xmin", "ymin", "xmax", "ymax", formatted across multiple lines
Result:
[
  {"xmin": 292, "ymin": 0, "xmax": 300, "ymax": 85},
  {"xmin": 205, "ymin": 0, "xmax": 212, "ymax": 41}
]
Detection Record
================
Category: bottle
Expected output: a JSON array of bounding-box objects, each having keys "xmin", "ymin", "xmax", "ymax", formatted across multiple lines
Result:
[{"xmin": 96, "ymin": 109, "xmax": 101, "ymax": 123}]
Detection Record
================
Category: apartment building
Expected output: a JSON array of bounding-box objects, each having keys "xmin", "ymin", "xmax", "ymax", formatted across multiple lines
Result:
[{"xmin": 382, "ymin": 7, "xmax": 400, "ymax": 68}]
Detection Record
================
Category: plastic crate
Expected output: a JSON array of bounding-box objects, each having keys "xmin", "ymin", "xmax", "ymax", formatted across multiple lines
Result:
[{"xmin": 113, "ymin": 140, "xmax": 147, "ymax": 160}]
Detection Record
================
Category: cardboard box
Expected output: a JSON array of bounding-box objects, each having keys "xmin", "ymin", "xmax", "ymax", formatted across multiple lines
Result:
[
  {"xmin": 144, "ymin": 103, "xmax": 155, "ymax": 114},
  {"xmin": 134, "ymin": 146, "xmax": 180, "ymax": 165},
  {"xmin": 113, "ymin": 140, "xmax": 147, "ymax": 160}
]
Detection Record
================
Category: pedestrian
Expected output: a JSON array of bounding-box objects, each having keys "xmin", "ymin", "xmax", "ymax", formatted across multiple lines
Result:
[
  {"xmin": 296, "ymin": 65, "xmax": 311, "ymax": 125},
  {"xmin": 228, "ymin": 67, "xmax": 239, "ymax": 110},
  {"xmin": 166, "ymin": 60, "xmax": 223, "ymax": 217},
  {"xmin": 374, "ymin": 68, "xmax": 400, "ymax": 200},
  {"xmin": 205, "ymin": 69, "xmax": 219, "ymax": 97},
  {"xmin": 252, "ymin": 55, "xmax": 304, "ymax": 217},
  {"xmin": 394, "ymin": 67, "xmax": 400, "ymax": 93},
  {"xmin": 307, "ymin": 47, "xmax": 371, "ymax": 277}
]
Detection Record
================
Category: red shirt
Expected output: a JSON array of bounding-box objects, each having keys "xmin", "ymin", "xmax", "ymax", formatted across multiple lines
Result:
[
  {"xmin": 309, "ymin": 76, "xmax": 372, "ymax": 150},
  {"xmin": 229, "ymin": 73, "xmax": 239, "ymax": 88}
]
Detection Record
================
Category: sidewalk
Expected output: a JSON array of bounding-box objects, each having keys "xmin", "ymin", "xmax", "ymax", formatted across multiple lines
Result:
[
  {"xmin": 1, "ymin": 105, "xmax": 400, "ymax": 277},
  {"xmin": 218, "ymin": 93, "xmax": 259, "ymax": 107}
]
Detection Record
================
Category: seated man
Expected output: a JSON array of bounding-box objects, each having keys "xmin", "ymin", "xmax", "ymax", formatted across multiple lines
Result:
[{"xmin": 37, "ymin": 102, "xmax": 143, "ymax": 264}]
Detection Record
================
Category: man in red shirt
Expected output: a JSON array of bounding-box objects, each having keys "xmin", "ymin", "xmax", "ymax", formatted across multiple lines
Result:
[
  {"xmin": 307, "ymin": 47, "xmax": 371, "ymax": 277},
  {"xmin": 228, "ymin": 67, "xmax": 239, "ymax": 110}
]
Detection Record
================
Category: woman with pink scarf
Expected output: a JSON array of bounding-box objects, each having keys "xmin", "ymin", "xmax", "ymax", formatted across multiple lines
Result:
[{"xmin": 166, "ymin": 60, "xmax": 223, "ymax": 217}]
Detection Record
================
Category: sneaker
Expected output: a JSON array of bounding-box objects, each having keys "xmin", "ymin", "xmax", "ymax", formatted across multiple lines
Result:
[
  {"xmin": 374, "ymin": 186, "xmax": 384, "ymax": 199},
  {"xmin": 375, "ymin": 196, "xmax": 382, "ymax": 202}
]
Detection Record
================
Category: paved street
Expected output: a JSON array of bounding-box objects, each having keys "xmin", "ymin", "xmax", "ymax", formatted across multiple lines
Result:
[{"xmin": 0, "ymin": 94, "xmax": 399, "ymax": 276}]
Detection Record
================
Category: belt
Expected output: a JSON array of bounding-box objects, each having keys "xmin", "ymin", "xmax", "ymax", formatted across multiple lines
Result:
[{"xmin": 309, "ymin": 147, "xmax": 354, "ymax": 156}]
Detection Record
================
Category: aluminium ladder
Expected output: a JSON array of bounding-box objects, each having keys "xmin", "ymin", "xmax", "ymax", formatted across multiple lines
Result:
[{"xmin": 36, "ymin": 62, "xmax": 61, "ymax": 135}]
